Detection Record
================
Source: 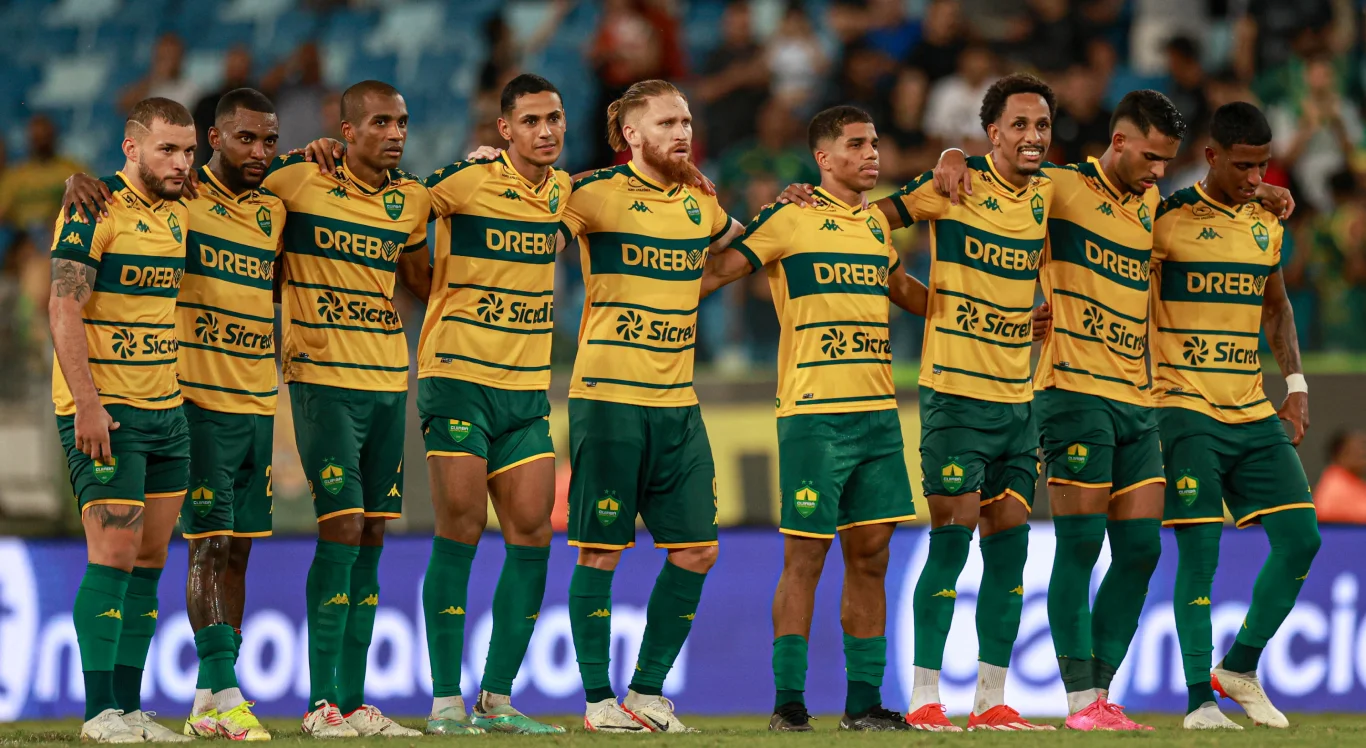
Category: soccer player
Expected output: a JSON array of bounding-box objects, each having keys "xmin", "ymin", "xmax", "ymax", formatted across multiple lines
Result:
[
  {"xmin": 263, "ymin": 80, "xmax": 429, "ymax": 738},
  {"xmin": 49, "ymin": 97, "xmax": 196, "ymax": 743},
  {"xmin": 557, "ymin": 79, "xmax": 744, "ymax": 733},
  {"xmin": 1150, "ymin": 102, "xmax": 1318, "ymax": 730},
  {"xmin": 700, "ymin": 106, "xmax": 928, "ymax": 732}
]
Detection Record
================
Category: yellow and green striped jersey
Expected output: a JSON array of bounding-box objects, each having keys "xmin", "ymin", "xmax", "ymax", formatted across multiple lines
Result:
[
  {"xmin": 264, "ymin": 155, "xmax": 430, "ymax": 393},
  {"xmin": 558, "ymin": 162, "xmax": 730, "ymax": 407},
  {"xmin": 1035, "ymin": 158, "xmax": 1158, "ymax": 406},
  {"xmin": 732, "ymin": 189, "xmax": 899, "ymax": 417},
  {"xmin": 889, "ymin": 154, "xmax": 1051, "ymax": 403},
  {"xmin": 177, "ymin": 166, "xmax": 285, "ymax": 416},
  {"xmin": 419, "ymin": 152, "xmax": 571, "ymax": 390},
  {"xmin": 49, "ymin": 172, "xmax": 189, "ymax": 415},
  {"xmin": 1151, "ymin": 184, "xmax": 1282, "ymax": 423}
]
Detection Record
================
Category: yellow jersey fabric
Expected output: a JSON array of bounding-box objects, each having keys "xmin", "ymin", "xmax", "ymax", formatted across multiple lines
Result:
[
  {"xmin": 732, "ymin": 188, "xmax": 899, "ymax": 417},
  {"xmin": 419, "ymin": 152, "xmax": 571, "ymax": 390},
  {"xmin": 177, "ymin": 166, "xmax": 285, "ymax": 416},
  {"xmin": 558, "ymin": 161, "xmax": 730, "ymax": 407},
  {"xmin": 1035, "ymin": 158, "xmax": 1159, "ymax": 406},
  {"xmin": 1151, "ymin": 183, "xmax": 1281, "ymax": 423},
  {"xmin": 50, "ymin": 172, "xmax": 189, "ymax": 415},
  {"xmin": 889, "ymin": 154, "xmax": 1051, "ymax": 403},
  {"xmin": 264, "ymin": 155, "xmax": 430, "ymax": 393}
]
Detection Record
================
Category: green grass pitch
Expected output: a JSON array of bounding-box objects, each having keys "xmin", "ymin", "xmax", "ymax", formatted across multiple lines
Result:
[{"xmin": 4, "ymin": 715, "xmax": 1366, "ymax": 746}]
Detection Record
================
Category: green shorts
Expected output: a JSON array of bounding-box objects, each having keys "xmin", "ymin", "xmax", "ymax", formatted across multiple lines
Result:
[
  {"xmin": 180, "ymin": 401, "xmax": 274, "ymax": 539},
  {"xmin": 418, "ymin": 377, "xmax": 554, "ymax": 478},
  {"xmin": 291, "ymin": 382, "xmax": 406, "ymax": 522},
  {"xmin": 1036, "ymin": 388, "xmax": 1165, "ymax": 498},
  {"xmin": 918, "ymin": 386, "xmax": 1039, "ymax": 509},
  {"xmin": 778, "ymin": 410, "xmax": 916, "ymax": 538},
  {"xmin": 1159, "ymin": 407, "xmax": 1313, "ymax": 528},
  {"xmin": 57, "ymin": 404, "xmax": 190, "ymax": 513},
  {"xmin": 568, "ymin": 398, "xmax": 717, "ymax": 550}
]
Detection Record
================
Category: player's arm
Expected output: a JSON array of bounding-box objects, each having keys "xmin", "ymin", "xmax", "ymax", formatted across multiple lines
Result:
[
  {"xmin": 700, "ymin": 249, "xmax": 754, "ymax": 300},
  {"xmin": 1253, "ymin": 183, "xmax": 1295, "ymax": 221},
  {"xmin": 49, "ymin": 216, "xmax": 119, "ymax": 460},
  {"xmin": 1261, "ymin": 267, "xmax": 1308, "ymax": 445},
  {"xmin": 61, "ymin": 173, "xmax": 113, "ymax": 223},
  {"xmin": 703, "ymin": 204, "xmax": 790, "ymax": 300},
  {"xmin": 709, "ymin": 216, "xmax": 745, "ymax": 254},
  {"xmin": 887, "ymin": 264, "xmax": 928, "ymax": 316},
  {"xmin": 397, "ymin": 249, "xmax": 432, "ymax": 303},
  {"xmin": 873, "ymin": 171, "xmax": 946, "ymax": 232}
]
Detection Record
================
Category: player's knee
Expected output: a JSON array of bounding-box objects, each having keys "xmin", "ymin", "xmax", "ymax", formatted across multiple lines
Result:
[
  {"xmin": 135, "ymin": 542, "xmax": 169, "ymax": 569},
  {"xmin": 846, "ymin": 544, "xmax": 890, "ymax": 579},
  {"xmin": 577, "ymin": 546, "xmax": 622, "ymax": 571},
  {"xmin": 226, "ymin": 538, "xmax": 253, "ymax": 574},
  {"xmin": 1125, "ymin": 532, "xmax": 1162, "ymax": 574},
  {"xmin": 668, "ymin": 544, "xmax": 718, "ymax": 574},
  {"xmin": 1272, "ymin": 523, "xmax": 1321, "ymax": 565},
  {"xmin": 190, "ymin": 536, "xmax": 232, "ymax": 572},
  {"xmin": 360, "ymin": 517, "xmax": 387, "ymax": 545},
  {"xmin": 318, "ymin": 513, "xmax": 365, "ymax": 545}
]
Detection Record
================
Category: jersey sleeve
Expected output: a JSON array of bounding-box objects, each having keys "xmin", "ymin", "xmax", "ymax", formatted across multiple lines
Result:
[
  {"xmin": 261, "ymin": 156, "xmax": 313, "ymax": 204},
  {"xmin": 1270, "ymin": 216, "xmax": 1286, "ymax": 268},
  {"xmin": 424, "ymin": 159, "xmax": 493, "ymax": 217},
  {"xmin": 1151, "ymin": 198, "xmax": 1180, "ymax": 263},
  {"xmin": 404, "ymin": 187, "xmax": 430, "ymax": 254},
  {"xmin": 731, "ymin": 203, "xmax": 794, "ymax": 272},
  {"xmin": 50, "ymin": 208, "xmax": 110, "ymax": 267},
  {"xmin": 558, "ymin": 178, "xmax": 607, "ymax": 243},
  {"xmin": 888, "ymin": 171, "xmax": 948, "ymax": 227},
  {"xmin": 707, "ymin": 194, "xmax": 731, "ymax": 244}
]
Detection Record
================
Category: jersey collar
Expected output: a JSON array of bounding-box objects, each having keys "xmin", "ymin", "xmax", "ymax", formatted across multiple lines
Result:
[
  {"xmin": 812, "ymin": 186, "xmax": 863, "ymax": 214},
  {"xmin": 1193, "ymin": 181, "xmax": 1239, "ymax": 218},
  {"xmin": 115, "ymin": 170, "xmax": 160, "ymax": 208},
  {"xmin": 199, "ymin": 165, "xmax": 242, "ymax": 201},
  {"xmin": 500, "ymin": 150, "xmax": 552, "ymax": 194},
  {"xmin": 984, "ymin": 154, "xmax": 1030, "ymax": 198},
  {"xmin": 627, "ymin": 160, "xmax": 669, "ymax": 193},
  {"xmin": 340, "ymin": 158, "xmax": 390, "ymax": 195},
  {"xmin": 1085, "ymin": 157, "xmax": 1129, "ymax": 204}
]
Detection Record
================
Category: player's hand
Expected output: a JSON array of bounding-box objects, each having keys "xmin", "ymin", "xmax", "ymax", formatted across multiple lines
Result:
[
  {"xmin": 1255, "ymin": 183, "xmax": 1295, "ymax": 220},
  {"xmin": 466, "ymin": 145, "xmax": 503, "ymax": 161},
  {"xmin": 776, "ymin": 183, "xmax": 816, "ymax": 207},
  {"xmin": 182, "ymin": 168, "xmax": 201, "ymax": 200},
  {"xmin": 1032, "ymin": 302, "xmax": 1052, "ymax": 342},
  {"xmin": 685, "ymin": 163, "xmax": 717, "ymax": 197},
  {"xmin": 301, "ymin": 138, "xmax": 345, "ymax": 174},
  {"xmin": 933, "ymin": 148, "xmax": 972, "ymax": 205},
  {"xmin": 62, "ymin": 173, "xmax": 113, "ymax": 223},
  {"xmin": 74, "ymin": 403, "xmax": 120, "ymax": 462},
  {"xmin": 1278, "ymin": 391, "xmax": 1309, "ymax": 446}
]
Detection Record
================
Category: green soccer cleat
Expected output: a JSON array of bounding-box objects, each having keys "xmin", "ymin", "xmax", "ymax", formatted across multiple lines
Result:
[
  {"xmin": 425, "ymin": 706, "xmax": 486, "ymax": 736},
  {"xmin": 472, "ymin": 703, "xmax": 566, "ymax": 734}
]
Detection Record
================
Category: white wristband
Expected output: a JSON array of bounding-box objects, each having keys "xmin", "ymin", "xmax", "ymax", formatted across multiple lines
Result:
[
  {"xmin": 1286, "ymin": 373, "xmax": 1308, "ymax": 394},
  {"xmin": 940, "ymin": 147, "xmax": 966, "ymax": 158}
]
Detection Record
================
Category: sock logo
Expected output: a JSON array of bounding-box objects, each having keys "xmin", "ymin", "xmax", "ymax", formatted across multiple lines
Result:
[
  {"xmin": 1176, "ymin": 472, "xmax": 1199, "ymax": 505},
  {"xmin": 596, "ymin": 491, "xmax": 620, "ymax": 526},
  {"xmin": 587, "ymin": 609, "xmax": 611, "ymax": 618},
  {"xmin": 143, "ymin": 610, "xmax": 158, "ymax": 619},
  {"xmin": 526, "ymin": 612, "xmax": 539, "ymax": 620},
  {"xmin": 1010, "ymin": 586, "xmax": 1024, "ymax": 596},
  {"xmin": 96, "ymin": 609, "xmax": 122, "ymax": 619},
  {"xmin": 319, "ymin": 461, "xmax": 346, "ymax": 495},
  {"xmin": 793, "ymin": 481, "xmax": 819, "ymax": 518},
  {"xmin": 1296, "ymin": 572, "xmax": 1309, "ymax": 581},
  {"xmin": 931, "ymin": 589, "xmax": 956, "ymax": 599},
  {"xmin": 1065, "ymin": 443, "xmax": 1089, "ymax": 472},
  {"xmin": 679, "ymin": 613, "xmax": 695, "ymax": 621},
  {"xmin": 1188, "ymin": 597, "xmax": 1211, "ymax": 606},
  {"xmin": 437, "ymin": 606, "xmax": 465, "ymax": 615},
  {"xmin": 323, "ymin": 593, "xmax": 350, "ymax": 606},
  {"xmin": 941, "ymin": 461, "xmax": 965, "ymax": 492},
  {"xmin": 359, "ymin": 594, "xmax": 379, "ymax": 606}
]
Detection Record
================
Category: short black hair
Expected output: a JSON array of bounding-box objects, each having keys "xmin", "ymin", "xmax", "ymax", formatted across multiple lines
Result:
[
  {"xmin": 1165, "ymin": 35, "xmax": 1199, "ymax": 62},
  {"xmin": 807, "ymin": 105, "xmax": 874, "ymax": 151},
  {"xmin": 500, "ymin": 74, "xmax": 562, "ymax": 115},
  {"xmin": 1209, "ymin": 101, "xmax": 1272, "ymax": 149},
  {"xmin": 215, "ymin": 87, "xmax": 275, "ymax": 124},
  {"xmin": 340, "ymin": 80, "xmax": 402, "ymax": 123},
  {"xmin": 1111, "ymin": 89, "xmax": 1187, "ymax": 140},
  {"xmin": 979, "ymin": 73, "xmax": 1055, "ymax": 133}
]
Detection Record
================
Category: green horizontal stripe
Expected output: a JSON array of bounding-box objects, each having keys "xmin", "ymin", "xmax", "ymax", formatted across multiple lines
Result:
[
  {"xmin": 933, "ymin": 326, "xmax": 1032, "ymax": 348},
  {"xmin": 179, "ymin": 380, "xmax": 278, "ymax": 398},
  {"xmin": 290, "ymin": 319, "xmax": 404, "ymax": 335},
  {"xmin": 1056, "ymin": 365, "xmax": 1149, "ymax": 389},
  {"xmin": 1051, "ymin": 288, "xmax": 1147, "ymax": 324},
  {"xmin": 1047, "ymin": 218, "xmax": 1151, "ymax": 292},
  {"xmin": 579, "ymin": 377, "xmax": 693, "ymax": 390},
  {"xmin": 931, "ymin": 363, "xmax": 1032, "ymax": 384},
  {"xmin": 1162, "ymin": 390, "xmax": 1270, "ymax": 410},
  {"xmin": 1157, "ymin": 326, "xmax": 1260, "ymax": 339},
  {"xmin": 177, "ymin": 301, "xmax": 274, "ymax": 324},
  {"xmin": 288, "ymin": 280, "xmax": 389, "ymax": 299},
  {"xmin": 92, "ymin": 253, "xmax": 185, "ymax": 298},
  {"xmin": 796, "ymin": 357, "xmax": 892, "ymax": 369},
  {"xmin": 448, "ymin": 283, "xmax": 553, "ymax": 298},
  {"xmin": 794, "ymin": 393, "xmax": 897, "ymax": 406},
  {"xmin": 591, "ymin": 301, "xmax": 698, "ymax": 316},
  {"xmin": 284, "ymin": 212, "xmax": 411, "ymax": 271},
  {"xmin": 97, "ymin": 389, "xmax": 182, "ymax": 403},
  {"xmin": 90, "ymin": 357, "xmax": 177, "ymax": 367},
  {"xmin": 1159, "ymin": 261, "xmax": 1270, "ymax": 307},
  {"xmin": 936, "ymin": 289, "xmax": 1033, "ymax": 314},
  {"xmin": 445, "ymin": 214, "xmax": 558, "ymax": 265},
  {"xmin": 431, "ymin": 353, "xmax": 552, "ymax": 372},
  {"xmin": 1052, "ymin": 327, "xmax": 1145, "ymax": 360},
  {"xmin": 440, "ymin": 316, "xmax": 553, "ymax": 335},
  {"xmin": 585, "ymin": 339, "xmax": 695, "ymax": 354},
  {"xmin": 178, "ymin": 341, "xmax": 275, "ymax": 360},
  {"xmin": 794, "ymin": 320, "xmax": 890, "ymax": 331},
  {"xmin": 585, "ymin": 231, "xmax": 708, "ymax": 281},
  {"xmin": 85, "ymin": 319, "xmax": 174, "ymax": 329},
  {"xmin": 933, "ymin": 219, "xmax": 1044, "ymax": 281},
  {"xmin": 289, "ymin": 358, "xmax": 408, "ymax": 373},
  {"xmin": 1157, "ymin": 362, "xmax": 1260, "ymax": 376},
  {"xmin": 185, "ymin": 230, "xmax": 276, "ymax": 291},
  {"xmin": 781, "ymin": 252, "xmax": 891, "ymax": 300},
  {"xmin": 52, "ymin": 248, "xmax": 98, "ymax": 266},
  {"xmin": 732, "ymin": 242, "xmax": 764, "ymax": 273}
]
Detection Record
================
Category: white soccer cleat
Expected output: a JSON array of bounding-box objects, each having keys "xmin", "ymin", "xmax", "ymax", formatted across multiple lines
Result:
[
  {"xmin": 344, "ymin": 704, "xmax": 422, "ymax": 737},
  {"xmin": 583, "ymin": 699, "xmax": 650, "ymax": 733},
  {"xmin": 82, "ymin": 708, "xmax": 143, "ymax": 743},
  {"xmin": 122, "ymin": 711, "xmax": 192, "ymax": 743},
  {"xmin": 1184, "ymin": 703, "xmax": 1243, "ymax": 730},
  {"xmin": 301, "ymin": 701, "xmax": 358, "ymax": 738},
  {"xmin": 1213, "ymin": 666, "xmax": 1289, "ymax": 728},
  {"xmin": 622, "ymin": 692, "xmax": 698, "ymax": 733}
]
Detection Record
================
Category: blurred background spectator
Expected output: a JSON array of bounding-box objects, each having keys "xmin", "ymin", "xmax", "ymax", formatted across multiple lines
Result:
[{"xmin": 1316, "ymin": 429, "xmax": 1366, "ymax": 524}]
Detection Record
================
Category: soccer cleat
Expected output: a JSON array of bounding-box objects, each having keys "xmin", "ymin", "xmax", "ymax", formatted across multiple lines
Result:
[
  {"xmin": 1064, "ymin": 698, "xmax": 1137, "ymax": 731},
  {"xmin": 840, "ymin": 705, "xmax": 913, "ymax": 731},
  {"xmin": 905, "ymin": 703, "xmax": 962, "ymax": 732},
  {"xmin": 1101, "ymin": 699, "xmax": 1153, "ymax": 731},
  {"xmin": 301, "ymin": 701, "xmax": 358, "ymax": 738},
  {"xmin": 1213, "ymin": 665, "xmax": 1289, "ymax": 728},
  {"xmin": 344, "ymin": 704, "xmax": 422, "ymax": 737},
  {"xmin": 583, "ymin": 699, "xmax": 649, "ymax": 733},
  {"xmin": 471, "ymin": 703, "xmax": 565, "ymax": 734},
  {"xmin": 81, "ymin": 708, "xmax": 143, "ymax": 743},
  {"xmin": 1184, "ymin": 702, "xmax": 1243, "ymax": 730},
  {"xmin": 216, "ymin": 701, "xmax": 271, "ymax": 741},
  {"xmin": 183, "ymin": 708, "xmax": 218, "ymax": 738},
  {"xmin": 622, "ymin": 693, "xmax": 697, "ymax": 733},
  {"xmin": 425, "ymin": 706, "xmax": 486, "ymax": 736},
  {"xmin": 123, "ymin": 711, "xmax": 193, "ymax": 742},
  {"xmin": 966, "ymin": 705, "xmax": 1056, "ymax": 731},
  {"xmin": 769, "ymin": 702, "xmax": 813, "ymax": 732}
]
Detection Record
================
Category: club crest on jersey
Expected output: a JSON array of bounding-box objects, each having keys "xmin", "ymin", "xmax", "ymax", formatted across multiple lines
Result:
[
  {"xmin": 167, "ymin": 213, "xmax": 182, "ymax": 242},
  {"xmin": 1250, "ymin": 221, "xmax": 1269, "ymax": 251},
  {"xmin": 549, "ymin": 181, "xmax": 561, "ymax": 213},
  {"xmin": 941, "ymin": 461, "xmax": 965, "ymax": 491},
  {"xmin": 320, "ymin": 461, "xmax": 346, "ymax": 495},
  {"xmin": 191, "ymin": 482, "xmax": 215, "ymax": 516},
  {"xmin": 793, "ymin": 482, "xmax": 820, "ymax": 518},
  {"xmin": 256, "ymin": 206, "xmax": 272, "ymax": 236},
  {"xmin": 448, "ymin": 420, "xmax": 471, "ymax": 443},
  {"xmin": 383, "ymin": 189, "xmax": 405, "ymax": 220},
  {"xmin": 1176, "ymin": 472, "xmax": 1199, "ymax": 505},
  {"xmin": 1137, "ymin": 202, "xmax": 1152, "ymax": 232},
  {"xmin": 93, "ymin": 456, "xmax": 118, "ymax": 484},
  {"xmin": 596, "ymin": 491, "xmax": 620, "ymax": 526},
  {"xmin": 1030, "ymin": 193, "xmax": 1045, "ymax": 224},
  {"xmin": 866, "ymin": 216, "xmax": 885, "ymax": 243},
  {"xmin": 683, "ymin": 195, "xmax": 701, "ymax": 225},
  {"xmin": 1066, "ymin": 443, "xmax": 1089, "ymax": 472}
]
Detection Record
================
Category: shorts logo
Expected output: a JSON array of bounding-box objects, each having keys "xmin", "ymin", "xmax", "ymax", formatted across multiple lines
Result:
[
  {"xmin": 256, "ymin": 206, "xmax": 272, "ymax": 236},
  {"xmin": 319, "ymin": 461, "xmax": 346, "ymax": 495},
  {"xmin": 190, "ymin": 482, "xmax": 215, "ymax": 517},
  {"xmin": 596, "ymin": 491, "xmax": 621, "ymax": 526},
  {"xmin": 1176, "ymin": 472, "xmax": 1199, "ymax": 505},
  {"xmin": 941, "ymin": 461, "xmax": 965, "ymax": 492},
  {"xmin": 1065, "ymin": 443, "xmax": 1089, "ymax": 473},
  {"xmin": 793, "ymin": 481, "xmax": 820, "ymax": 518},
  {"xmin": 93, "ymin": 456, "xmax": 118, "ymax": 484},
  {"xmin": 448, "ymin": 420, "xmax": 471, "ymax": 443},
  {"xmin": 383, "ymin": 189, "xmax": 405, "ymax": 220},
  {"xmin": 1030, "ymin": 193, "xmax": 1045, "ymax": 224},
  {"xmin": 866, "ymin": 216, "xmax": 885, "ymax": 243},
  {"xmin": 683, "ymin": 195, "xmax": 701, "ymax": 225}
]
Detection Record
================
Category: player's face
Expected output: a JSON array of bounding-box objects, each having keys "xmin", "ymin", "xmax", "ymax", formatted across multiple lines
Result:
[
  {"xmin": 127, "ymin": 119, "xmax": 196, "ymax": 200},
  {"xmin": 990, "ymin": 93, "xmax": 1051, "ymax": 175},
  {"xmin": 628, "ymin": 94, "xmax": 695, "ymax": 184},
  {"xmin": 210, "ymin": 109, "xmax": 279, "ymax": 188},
  {"xmin": 819, "ymin": 121, "xmax": 880, "ymax": 193},
  {"xmin": 1113, "ymin": 123, "xmax": 1179, "ymax": 195},
  {"xmin": 343, "ymin": 93, "xmax": 408, "ymax": 171},
  {"xmin": 1206, "ymin": 142, "xmax": 1271, "ymax": 204},
  {"xmin": 499, "ymin": 91, "xmax": 565, "ymax": 168}
]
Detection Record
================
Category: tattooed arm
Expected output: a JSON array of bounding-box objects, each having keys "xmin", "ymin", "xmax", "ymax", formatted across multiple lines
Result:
[
  {"xmin": 1261, "ymin": 268, "xmax": 1308, "ymax": 445},
  {"xmin": 50, "ymin": 258, "xmax": 120, "ymax": 460}
]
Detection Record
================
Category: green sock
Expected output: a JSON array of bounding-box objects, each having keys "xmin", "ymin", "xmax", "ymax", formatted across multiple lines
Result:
[
  {"xmin": 114, "ymin": 566, "xmax": 162, "ymax": 713},
  {"xmin": 772, "ymin": 635, "xmax": 808, "ymax": 710},
  {"xmin": 337, "ymin": 545, "xmax": 382, "ymax": 714},
  {"xmin": 569, "ymin": 565, "xmax": 616, "ymax": 703},
  {"xmin": 423, "ymin": 537, "xmax": 476, "ymax": 699},
  {"xmin": 1224, "ymin": 509, "xmax": 1321, "ymax": 674},
  {"xmin": 194, "ymin": 623, "xmax": 239, "ymax": 694},
  {"xmin": 1092, "ymin": 518, "xmax": 1160, "ymax": 691},
  {"xmin": 1049, "ymin": 514, "xmax": 1106, "ymax": 693},
  {"xmin": 482, "ymin": 544, "xmax": 550, "ymax": 696},
  {"xmin": 1174, "ymin": 523, "xmax": 1221, "ymax": 699},
  {"xmin": 1188, "ymin": 681, "xmax": 1216, "ymax": 713},
  {"xmin": 233, "ymin": 629, "xmax": 242, "ymax": 666},
  {"xmin": 843, "ymin": 633, "xmax": 886, "ymax": 716},
  {"xmin": 629, "ymin": 561, "xmax": 707, "ymax": 696},
  {"xmin": 74, "ymin": 563, "xmax": 129, "ymax": 720},
  {"xmin": 912, "ymin": 524, "xmax": 972, "ymax": 670},
  {"xmin": 977, "ymin": 524, "xmax": 1029, "ymax": 667},
  {"xmin": 307, "ymin": 539, "xmax": 358, "ymax": 706}
]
